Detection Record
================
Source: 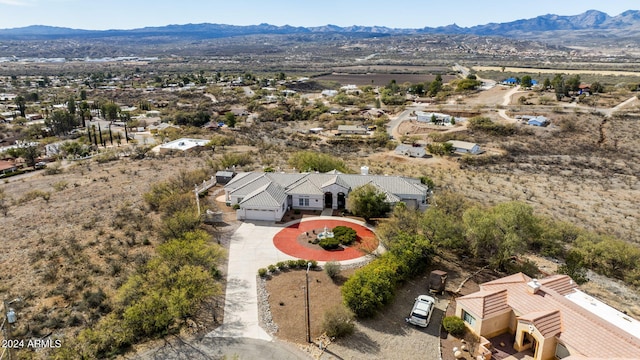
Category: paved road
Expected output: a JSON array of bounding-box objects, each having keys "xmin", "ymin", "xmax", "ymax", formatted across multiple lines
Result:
[{"xmin": 387, "ymin": 105, "xmax": 421, "ymax": 138}]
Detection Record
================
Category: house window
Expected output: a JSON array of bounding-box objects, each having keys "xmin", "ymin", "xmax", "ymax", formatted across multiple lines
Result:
[
  {"xmin": 298, "ymin": 198, "xmax": 309, "ymax": 206},
  {"xmin": 462, "ymin": 311, "xmax": 475, "ymax": 326},
  {"xmin": 555, "ymin": 343, "xmax": 570, "ymax": 359}
]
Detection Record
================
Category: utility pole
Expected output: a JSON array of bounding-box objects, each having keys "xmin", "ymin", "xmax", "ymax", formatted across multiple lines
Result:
[{"xmin": 305, "ymin": 262, "xmax": 312, "ymax": 343}]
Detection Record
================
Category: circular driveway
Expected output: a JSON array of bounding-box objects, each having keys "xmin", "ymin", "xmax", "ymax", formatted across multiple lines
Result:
[{"xmin": 273, "ymin": 219, "xmax": 378, "ymax": 261}]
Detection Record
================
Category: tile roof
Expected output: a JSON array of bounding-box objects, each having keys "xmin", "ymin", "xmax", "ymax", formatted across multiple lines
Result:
[
  {"xmin": 225, "ymin": 171, "xmax": 430, "ymax": 207},
  {"xmin": 287, "ymin": 179, "xmax": 324, "ymax": 195},
  {"xmin": 463, "ymin": 273, "xmax": 640, "ymax": 358},
  {"xmin": 457, "ymin": 289, "xmax": 510, "ymax": 318},
  {"xmin": 518, "ymin": 310, "xmax": 562, "ymax": 338},
  {"xmin": 240, "ymin": 182, "xmax": 287, "ymax": 208}
]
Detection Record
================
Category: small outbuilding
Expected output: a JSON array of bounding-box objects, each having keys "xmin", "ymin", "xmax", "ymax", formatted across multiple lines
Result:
[{"xmin": 215, "ymin": 170, "xmax": 236, "ymax": 185}]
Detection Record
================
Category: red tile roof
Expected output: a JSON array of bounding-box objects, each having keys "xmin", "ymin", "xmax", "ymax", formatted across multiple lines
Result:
[
  {"xmin": 459, "ymin": 273, "xmax": 640, "ymax": 358},
  {"xmin": 518, "ymin": 310, "xmax": 562, "ymax": 338}
]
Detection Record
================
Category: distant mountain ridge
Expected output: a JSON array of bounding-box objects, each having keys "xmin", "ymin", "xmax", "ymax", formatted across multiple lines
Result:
[{"xmin": 1, "ymin": 10, "xmax": 639, "ymax": 40}]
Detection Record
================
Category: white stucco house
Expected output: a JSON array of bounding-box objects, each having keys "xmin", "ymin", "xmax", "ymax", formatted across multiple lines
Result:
[{"xmin": 224, "ymin": 170, "xmax": 430, "ymax": 221}]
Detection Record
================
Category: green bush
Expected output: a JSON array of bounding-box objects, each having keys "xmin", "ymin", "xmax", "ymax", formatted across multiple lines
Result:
[
  {"xmin": 333, "ymin": 226, "xmax": 357, "ymax": 246},
  {"xmin": 308, "ymin": 259, "xmax": 318, "ymax": 269},
  {"xmin": 319, "ymin": 237, "xmax": 341, "ymax": 250},
  {"xmin": 276, "ymin": 261, "xmax": 287, "ymax": 270},
  {"xmin": 258, "ymin": 268, "xmax": 268, "ymax": 277},
  {"xmin": 324, "ymin": 261, "xmax": 341, "ymax": 279},
  {"xmin": 267, "ymin": 264, "xmax": 277, "ymax": 273},
  {"xmin": 287, "ymin": 259, "xmax": 298, "ymax": 268},
  {"xmin": 442, "ymin": 316, "xmax": 466, "ymax": 336},
  {"xmin": 232, "ymin": 203, "xmax": 240, "ymax": 210},
  {"xmin": 321, "ymin": 305, "xmax": 355, "ymax": 338},
  {"xmin": 297, "ymin": 259, "xmax": 309, "ymax": 268}
]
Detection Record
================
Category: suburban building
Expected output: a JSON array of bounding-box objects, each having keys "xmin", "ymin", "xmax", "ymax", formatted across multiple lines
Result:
[
  {"xmin": 416, "ymin": 111, "xmax": 452, "ymax": 124},
  {"xmin": 337, "ymin": 125, "xmax": 368, "ymax": 135},
  {"xmin": 0, "ymin": 160, "xmax": 17, "ymax": 175},
  {"xmin": 455, "ymin": 273, "xmax": 640, "ymax": 360},
  {"xmin": 158, "ymin": 138, "xmax": 209, "ymax": 154},
  {"xmin": 447, "ymin": 140, "xmax": 481, "ymax": 155},
  {"xmin": 224, "ymin": 170, "xmax": 430, "ymax": 221},
  {"xmin": 394, "ymin": 144, "xmax": 428, "ymax": 158}
]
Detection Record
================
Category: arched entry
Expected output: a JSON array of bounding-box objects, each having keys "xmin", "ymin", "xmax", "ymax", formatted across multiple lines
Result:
[
  {"xmin": 337, "ymin": 192, "xmax": 346, "ymax": 209},
  {"xmin": 324, "ymin": 192, "xmax": 333, "ymax": 208}
]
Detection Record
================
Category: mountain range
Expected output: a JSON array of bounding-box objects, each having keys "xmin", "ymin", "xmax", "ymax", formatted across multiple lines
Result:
[{"xmin": 1, "ymin": 10, "xmax": 640, "ymax": 41}]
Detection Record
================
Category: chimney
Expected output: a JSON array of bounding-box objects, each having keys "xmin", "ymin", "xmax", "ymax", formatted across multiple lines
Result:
[{"xmin": 527, "ymin": 279, "xmax": 541, "ymax": 294}]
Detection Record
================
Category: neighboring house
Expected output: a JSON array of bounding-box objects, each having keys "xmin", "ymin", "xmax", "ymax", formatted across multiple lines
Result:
[
  {"xmin": 0, "ymin": 160, "xmax": 17, "ymax": 175},
  {"xmin": 447, "ymin": 140, "xmax": 481, "ymax": 155},
  {"xmin": 456, "ymin": 273, "xmax": 640, "ymax": 360},
  {"xmin": 215, "ymin": 170, "xmax": 236, "ymax": 185},
  {"xmin": 224, "ymin": 170, "xmax": 430, "ymax": 221},
  {"xmin": 395, "ymin": 144, "xmax": 427, "ymax": 158},
  {"xmin": 528, "ymin": 116, "xmax": 549, "ymax": 127},
  {"xmin": 502, "ymin": 77, "xmax": 518, "ymax": 85},
  {"xmin": 158, "ymin": 138, "xmax": 209, "ymax": 154},
  {"xmin": 416, "ymin": 111, "xmax": 452, "ymax": 124},
  {"xmin": 337, "ymin": 125, "xmax": 368, "ymax": 135},
  {"xmin": 578, "ymin": 84, "xmax": 591, "ymax": 95}
]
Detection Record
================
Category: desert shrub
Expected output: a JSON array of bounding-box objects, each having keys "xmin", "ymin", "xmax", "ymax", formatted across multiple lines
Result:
[
  {"xmin": 94, "ymin": 150, "xmax": 119, "ymax": 163},
  {"xmin": 333, "ymin": 226, "xmax": 357, "ymax": 245},
  {"xmin": 258, "ymin": 268, "xmax": 268, "ymax": 277},
  {"xmin": 268, "ymin": 264, "xmax": 277, "ymax": 273},
  {"xmin": 276, "ymin": 261, "xmax": 287, "ymax": 270},
  {"xmin": 53, "ymin": 181, "xmax": 68, "ymax": 191},
  {"xmin": 324, "ymin": 261, "xmax": 341, "ymax": 279},
  {"xmin": 319, "ymin": 237, "xmax": 340, "ymax": 250},
  {"xmin": 308, "ymin": 259, "xmax": 318, "ymax": 269},
  {"xmin": 296, "ymin": 259, "xmax": 309, "ymax": 268},
  {"xmin": 18, "ymin": 189, "xmax": 50, "ymax": 204},
  {"xmin": 232, "ymin": 203, "xmax": 240, "ymax": 210},
  {"xmin": 442, "ymin": 316, "xmax": 466, "ymax": 336},
  {"xmin": 321, "ymin": 305, "xmax": 355, "ymax": 338},
  {"xmin": 468, "ymin": 116, "xmax": 516, "ymax": 136},
  {"xmin": 287, "ymin": 259, "xmax": 298, "ymax": 268},
  {"xmin": 44, "ymin": 162, "xmax": 63, "ymax": 175}
]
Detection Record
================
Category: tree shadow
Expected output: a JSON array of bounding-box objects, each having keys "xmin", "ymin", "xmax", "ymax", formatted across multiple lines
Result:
[{"xmin": 334, "ymin": 328, "xmax": 381, "ymax": 356}]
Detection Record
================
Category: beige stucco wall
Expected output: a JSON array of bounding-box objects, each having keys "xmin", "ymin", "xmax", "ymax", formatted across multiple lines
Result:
[
  {"xmin": 514, "ymin": 321, "xmax": 557, "ymax": 360},
  {"xmin": 455, "ymin": 305, "xmax": 482, "ymax": 335},
  {"xmin": 479, "ymin": 311, "xmax": 512, "ymax": 338}
]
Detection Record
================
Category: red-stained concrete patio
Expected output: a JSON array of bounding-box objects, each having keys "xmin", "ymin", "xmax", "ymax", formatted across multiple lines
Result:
[{"xmin": 273, "ymin": 219, "xmax": 378, "ymax": 261}]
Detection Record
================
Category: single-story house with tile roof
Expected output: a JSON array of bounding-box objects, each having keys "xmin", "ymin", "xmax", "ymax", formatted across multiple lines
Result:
[
  {"xmin": 224, "ymin": 170, "xmax": 429, "ymax": 221},
  {"xmin": 447, "ymin": 140, "xmax": 481, "ymax": 155},
  {"xmin": 455, "ymin": 273, "xmax": 640, "ymax": 360},
  {"xmin": 394, "ymin": 144, "xmax": 427, "ymax": 158},
  {"xmin": 0, "ymin": 160, "xmax": 17, "ymax": 175}
]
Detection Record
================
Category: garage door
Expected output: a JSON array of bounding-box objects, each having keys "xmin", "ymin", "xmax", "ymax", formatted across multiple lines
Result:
[{"xmin": 245, "ymin": 209, "xmax": 276, "ymax": 221}]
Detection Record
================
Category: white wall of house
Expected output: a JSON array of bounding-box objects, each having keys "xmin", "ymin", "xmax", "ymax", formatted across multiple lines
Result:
[
  {"xmin": 291, "ymin": 194, "xmax": 323, "ymax": 210},
  {"xmin": 321, "ymin": 184, "xmax": 350, "ymax": 209},
  {"xmin": 453, "ymin": 144, "xmax": 480, "ymax": 154},
  {"xmin": 236, "ymin": 203, "xmax": 285, "ymax": 221}
]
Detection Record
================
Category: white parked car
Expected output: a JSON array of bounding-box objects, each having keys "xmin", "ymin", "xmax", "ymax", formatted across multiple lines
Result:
[{"xmin": 407, "ymin": 294, "xmax": 436, "ymax": 327}]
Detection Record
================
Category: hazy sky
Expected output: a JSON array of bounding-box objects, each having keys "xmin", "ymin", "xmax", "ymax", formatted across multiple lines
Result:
[{"xmin": 0, "ymin": 0, "xmax": 636, "ymax": 30}]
